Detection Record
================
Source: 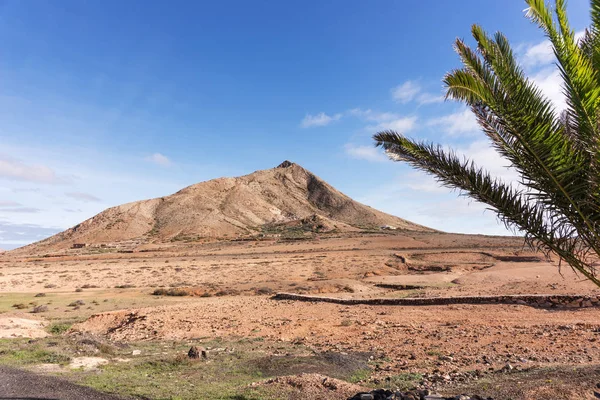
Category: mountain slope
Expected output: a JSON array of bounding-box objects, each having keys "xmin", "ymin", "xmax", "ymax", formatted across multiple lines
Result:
[{"xmin": 21, "ymin": 161, "xmax": 433, "ymax": 252}]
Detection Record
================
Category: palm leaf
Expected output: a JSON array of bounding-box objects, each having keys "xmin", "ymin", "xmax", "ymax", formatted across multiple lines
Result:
[{"xmin": 374, "ymin": 0, "xmax": 600, "ymax": 287}]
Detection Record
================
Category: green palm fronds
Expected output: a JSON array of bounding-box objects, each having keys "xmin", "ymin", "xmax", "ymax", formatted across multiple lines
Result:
[{"xmin": 374, "ymin": 0, "xmax": 600, "ymax": 287}]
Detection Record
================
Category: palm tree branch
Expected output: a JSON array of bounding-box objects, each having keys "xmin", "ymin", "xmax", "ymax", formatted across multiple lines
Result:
[
  {"xmin": 446, "ymin": 27, "xmax": 600, "ymax": 250},
  {"xmin": 374, "ymin": 131, "xmax": 600, "ymax": 285},
  {"xmin": 526, "ymin": 0, "xmax": 600, "ymax": 146}
]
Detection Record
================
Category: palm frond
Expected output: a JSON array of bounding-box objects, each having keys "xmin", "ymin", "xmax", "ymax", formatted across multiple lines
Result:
[
  {"xmin": 373, "ymin": 0, "xmax": 600, "ymax": 288},
  {"xmin": 526, "ymin": 0, "xmax": 600, "ymax": 149},
  {"xmin": 374, "ymin": 131, "xmax": 600, "ymax": 286}
]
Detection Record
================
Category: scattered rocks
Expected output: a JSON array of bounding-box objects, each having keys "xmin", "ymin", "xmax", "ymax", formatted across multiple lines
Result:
[
  {"xmin": 188, "ymin": 346, "xmax": 207, "ymax": 359},
  {"xmin": 254, "ymin": 373, "xmax": 365, "ymax": 399},
  {"xmin": 31, "ymin": 305, "xmax": 48, "ymax": 313},
  {"xmin": 347, "ymin": 389, "xmax": 493, "ymax": 400},
  {"xmin": 501, "ymin": 363, "xmax": 513, "ymax": 372},
  {"xmin": 69, "ymin": 357, "xmax": 108, "ymax": 370}
]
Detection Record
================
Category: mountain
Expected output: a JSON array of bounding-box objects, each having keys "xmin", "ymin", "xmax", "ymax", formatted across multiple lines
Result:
[{"xmin": 17, "ymin": 161, "xmax": 433, "ymax": 252}]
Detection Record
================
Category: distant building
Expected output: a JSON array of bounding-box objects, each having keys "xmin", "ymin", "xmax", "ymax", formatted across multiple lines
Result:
[{"xmin": 72, "ymin": 243, "xmax": 87, "ymax": 249}]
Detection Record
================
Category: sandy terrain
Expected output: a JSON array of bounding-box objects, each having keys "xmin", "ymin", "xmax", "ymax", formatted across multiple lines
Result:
[
  {"xmin": 75, "ymin": 295, "xmax": 600, "ymax": 371},
  {"xmin": 1, "ymin": 231, "xmax": 599, "ymax": 398},
  {"xmin": 0, "ymin": 315, "xmax": 48, "ymax": 339},
  {"xmin": 1, "ymin": 233, "xmax": 593, "ymax": 297}
]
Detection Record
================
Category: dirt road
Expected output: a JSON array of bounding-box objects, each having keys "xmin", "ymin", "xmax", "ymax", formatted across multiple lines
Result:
[{"xmin": 0, "ymin": 365, "xmax": 124, "ymax": 400}]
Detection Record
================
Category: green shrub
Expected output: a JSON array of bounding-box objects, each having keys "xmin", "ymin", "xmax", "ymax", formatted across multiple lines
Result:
[
  {"xmin": 48, "ymin": 323, "xmax": 72, "ymax": 335},
  {"xmin": 152, "ymin": 288, "xmax": 188, "ymax": 296}
]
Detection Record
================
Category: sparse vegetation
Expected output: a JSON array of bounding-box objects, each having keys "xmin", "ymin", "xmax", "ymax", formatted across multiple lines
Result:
[
  {"xmin": 0, "ymin": 335, "xmax": 367, "ymax": 400},
  {"xmin": 254, "ymin": 287, "xmax": 273, "ymax": 295},
  {"xmin": 48, "ymin": 322, "xmax": 73, "ymax": 335},
  {"xmin": 384, "ymin": 373, "xmax": 423, "ymax": 391},
  {"xmin": 0, "ymin": 339, "xmax": 71, "ymax": 365},
  {"xmin": 152, "ymin": 288, "xmax": 189, "ymax": 296}
]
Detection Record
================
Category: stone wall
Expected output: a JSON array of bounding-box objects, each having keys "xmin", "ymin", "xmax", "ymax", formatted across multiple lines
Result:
[{"xmin": 272, "ymin": 293, "xmax": 600, "ymax": 308}]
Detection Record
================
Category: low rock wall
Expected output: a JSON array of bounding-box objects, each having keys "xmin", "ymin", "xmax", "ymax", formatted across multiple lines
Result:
[{"xmin": 272, "ymin": 293, "xmax": 600, "ymax": 308}]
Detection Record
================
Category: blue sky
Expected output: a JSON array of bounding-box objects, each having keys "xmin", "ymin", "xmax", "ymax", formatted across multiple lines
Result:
[{"xmin": 0, "ymin": 0, "xmax": 590, "ymax": 249}]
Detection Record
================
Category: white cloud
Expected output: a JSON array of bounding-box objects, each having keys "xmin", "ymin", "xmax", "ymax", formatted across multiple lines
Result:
[
  {"xmin": 391, "ymin": 81, "xmax": 421, "ymax": 103},
  {"xmin": 65, "ymin": 191, "xmax": 101, "ymax": 202},
  {"xmin": 0, "ymin": 207, "xmax": 42, "ymax": 213},
  {"xmin": 344, "ymin": 144, "xmax": 387, "ymax": 162},
  {"xmin": 301, "ymin": 112, "xmax": 342, "ymax": 128},
  {"xmin": 428, "ymin": 108, "xmax": 479, "ymax": 136},
  {"xmin": 0, "ymin": 155, "xmax": 67, "ymax": 184},
  {"xmin": 11, "ymin": 188, "xmax": 40, "ymax": 193},
  {"xmin": 369, "ymin": 116, "xmax": 418, "ymax": 133},
  {"xmin": 0, "ymin": 201, "xmax": 21, "ymax": 207},
  {"xmin": 523, "ymin": 40, "xmax": 554, "ymax": 68},
  {"xmin": 390, "ymin": 81, "xmax": 443, "ymax": 105},
  {"xmin": 455, "ymin": 140, "xmax": 520, "ymax": 185},
  {"xmin": 347, "ymin": 108, "xmax": 417, "ymax": 134},
  {"xmin": 145, "ymin": 152, "xmax": 172, "ymax": 167},
  {"xmin": 401, "ymin": 172, "xmax": 449, "ymax": 194},
  {"xmin": 531, "ymin": 66, "xmax": 566, "ymax": 112},
  {"xmin": 353, "ymin": 140, "xmax": 521, "ymax": 236},
  {"xmin": 521, "ymin": 30, "xmax": 585, "ymax": 68},
  {"xmin": 417, "ymin": 92, "xmax": 444, "ymax": 105},
  {"xmin": 347, "ymin": 108, "xmax": 399, "ymax": 123},
  {"xmin": 0, "ymin": 221, "xmax": 61, "ymax": 250},
  {"xmin": 355, "ymin": 172, "xmax": 512, "ymax": 236}
]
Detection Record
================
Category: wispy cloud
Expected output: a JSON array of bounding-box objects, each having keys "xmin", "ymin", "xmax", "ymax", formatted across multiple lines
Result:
[
  {"xmin": 11, "ymin": 188, "xmax": 41, "ymax": 193},
  {"xmin": 0, "ymin": 221, "xmax": 61, "ymax": 250},
  {"xmin": 303, "ymin": 106, "xmax": 420, "ymax": 133},
  {"xmin": 344, "ymin": 144, "xmax": 387, "ymax": 162},
  {"xmin": 391, "ymin": 81, "xmax": 421, "ymax": 103},
  {"xmin": 521, "ymin": 31, "xmax": 585, "ymax": 68},
  {"xmin": 0, "ymin": 201, "xmax": 21, "ymax": 207},
  {"xmin": 452, "ymin": 140, "xmax": 520, "ymax": 186},
  {"xmin": 65, "ymin": 191, "xmax": 101, "ymax": 202},
  {"xmin": 427, "ymin": 109, "xmax": 479, "ymax": 136},
  {"xmin": 391, "ymin": 80, "xmax": 444, "ymax": 105},
  {"xmin": 0, "ymin": 155, "xmax": 68, "ymax": 184},
  {"xmin": 417, "ymin": 92, "xmax": 444, "ymax": 105},
  {"xmin": 347, "ymin": 108, "xmax": 399, "ymax": 123},
  {"xmin": 369, "ymin": 116, "xmax": 418, "ymax": 133},
  {"xmin": 531, "ymin": 67, "xmax": 566, "ymax": 112},
  {"xmin": 301, "ymin": 112, "xmax": 342, "ymax": 128},
  {"xmin": 0, "ymin": 207, "xmax": 42, "ymax": 213},
  {"xmin": 145, "ymin": 153, "xmax": 172, "ymax": 167},
  {"xmin": 522, "ymin": 40, "xmax": 554, "ymax": 68}
]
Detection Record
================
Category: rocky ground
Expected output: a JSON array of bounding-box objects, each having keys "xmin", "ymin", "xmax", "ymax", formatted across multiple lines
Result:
[
  {"xmin": 1, "ymin": 232, "xmax": 599, "ymax": 399},
  {"xmin": 75, "ymin": 297, "xmax": 600, "ymax": 375}
]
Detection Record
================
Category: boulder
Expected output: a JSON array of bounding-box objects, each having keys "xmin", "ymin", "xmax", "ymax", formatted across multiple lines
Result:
[{"xmin": 188, "ymin": 346, "xmax": 207, "ymax": 359}]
